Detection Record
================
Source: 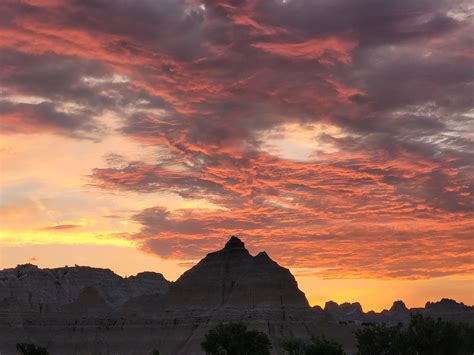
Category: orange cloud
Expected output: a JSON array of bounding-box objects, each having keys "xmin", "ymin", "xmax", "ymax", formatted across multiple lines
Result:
[{"xmin": 252, "ymin": 37, "xmax": 358, "ymax": 64}]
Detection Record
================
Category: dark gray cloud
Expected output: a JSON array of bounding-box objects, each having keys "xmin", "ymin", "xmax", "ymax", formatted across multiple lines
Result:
[{"xmin": 0, "ymin": 101, "xmax": 103, "ymax": 139}]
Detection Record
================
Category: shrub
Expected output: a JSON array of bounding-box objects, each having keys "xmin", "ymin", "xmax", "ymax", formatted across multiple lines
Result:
[
  {"xmin": 305, "ymin": 336, "xmax": 345, "ymax": 355},
  {"xmin": 201, "ymin": 322, "xmax": 271, "ymax": 355},
  {"xmin": 16, "ymin": 343, "xmax": 50, "ymax": 355},
  {"xmin": 281, "ymin": 337, "xmax": 306, "ymax": 355},
  {"xmin": 354, "ymin": 323, "xmax": 403, "ymax": 355},
  {"xmin": 281, "ymin": 335, "xmax": 345, "ymax": 355},
  {"xmin": 403, "ymin": 313, "xmax": 474, "ymax": 355},
  {"xmin": 355, "ymin": 314, "xmax": 474, "ymax": 355}
]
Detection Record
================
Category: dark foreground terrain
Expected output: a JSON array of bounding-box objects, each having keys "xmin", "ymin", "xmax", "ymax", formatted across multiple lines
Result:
[{"xmin": 1, "ymin": 237, "xmax": 472, "ymax": 354}]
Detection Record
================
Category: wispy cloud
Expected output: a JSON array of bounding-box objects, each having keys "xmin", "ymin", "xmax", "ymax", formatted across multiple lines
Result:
[{"xmin": 40, "ymin": 224, "xmax": 81, "ymax": 231}]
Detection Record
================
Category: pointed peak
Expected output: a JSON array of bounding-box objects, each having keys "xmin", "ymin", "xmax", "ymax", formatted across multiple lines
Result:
[
  {"xmin": 390, "ymin": 300, "xmax": 408, "ymax": 312},
  {"xmin": 224, "ymin": 236, "xmax": 245, "ymax": 250}
]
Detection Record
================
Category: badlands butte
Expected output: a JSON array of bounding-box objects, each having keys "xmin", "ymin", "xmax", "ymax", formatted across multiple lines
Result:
[{"xmin": 1, "ymin": 236, "xmax": 472, "ymax": 354}]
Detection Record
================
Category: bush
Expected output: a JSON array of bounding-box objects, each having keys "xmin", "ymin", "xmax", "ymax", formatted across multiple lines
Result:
[
  {"xmin": 281, "ymin": 335, "xmax": 345, "ymax": 355},
  {"xmin": 305, "ymin": 336, "xmax": 345, "ymax": 355},
  {"xmin": 16, "ymin": 343, "xmax": 50, "ymax": 355},
  {"xmin": 355, "ymin": 314, "xmax": 474, "ymax": 355},
  {"xmin": 403, "ymin": 313, "xmax": 474, "ymax": 355},
  {"xmin": 201, "ymin": 322, "xmax": 271, "ymax": 355},
  {"xmin": 281, "ymin": 337, "xmax": 306, "ymax": 355},
  {"xmin": 354, "ymin": 323, "xmax": 403, "ymax": 355}
]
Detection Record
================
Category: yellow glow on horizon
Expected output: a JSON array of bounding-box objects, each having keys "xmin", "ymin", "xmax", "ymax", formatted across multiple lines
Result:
[
  {"xmin": 0, "ymin": 230, "xmax": 133, "ymax": 247},
  {"xmin": 296, "ymin": 272, "xmax": 474, "ymax": 312},
  {"xmin": 0, "ymin": 243, "xmax": 187, "ymax": 281},
  {"xmin": 0, "ymin": 128, "xmax": 221, "ymax": 243}
]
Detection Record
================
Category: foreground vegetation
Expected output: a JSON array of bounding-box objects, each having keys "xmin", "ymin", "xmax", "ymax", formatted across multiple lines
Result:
[
  {"xmin": 15, "ymin": 314, "xmax": 474, "ymax": 355},
  {"xmin": 354, "ymin": 313, "xmax": 474, "ymax": 355},
  {"xmin": 16, "ymin": 343, "xmax": 49, "ymax": 355},
  {"xmin": 201, "ymin": 322, "xmax": 272, "ymax": 355},
  {"xmin": 280, "ymin": 335, "xmax": 344, "ymax": 355},
  {"xmin": 200, "ymin": 314, "xmax": 474, "ymax": 355}
]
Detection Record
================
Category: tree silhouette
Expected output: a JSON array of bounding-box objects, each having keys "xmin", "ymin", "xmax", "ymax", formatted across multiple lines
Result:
[
  {"xmin": 281, "ymin": 335, "xmax": 345, "ymax": 355},
  {"xmin": 305, "ymin": 336, "xmax": 345, "ymax": 355},
  {"xmin": 402, "ymin": 313, "xmax": 474, "ymax": 355},
  {"xmin": 280, "ymin": 337, "xmax": 306, "ymax": 355},
  {"xmin": 16, "ymin": 343, "xmax": 49, "ymax": 355},
  {"xmin": 201, "ymin": 322, "xmax": 271, "ymax": 355},
  {"xmin": 355, "ymin": 314, "xmax": 474, "ymax": 355},
  {"xmin": 354, "ymin": 323, "xmax": 403, "ymax": 355}
]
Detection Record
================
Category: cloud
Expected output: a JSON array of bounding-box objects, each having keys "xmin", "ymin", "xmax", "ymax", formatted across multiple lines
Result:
[
  {"xmin": 252, "ymin": 37, "xmax": 358, "ymax": 64},
  {"xmin": 1, "ymin": 0, "xmax": 473, "ymax": 279},
  {"xmin": 40, "ymin": 224, "xmax": 81, "ymax": 231},
  {"xmin": 0, "ymin": 101, "xmax": 102, "ymax": 139},
  {"xmin": 90, "ymin": 146, "xmax": 473, "ymax": 279}
]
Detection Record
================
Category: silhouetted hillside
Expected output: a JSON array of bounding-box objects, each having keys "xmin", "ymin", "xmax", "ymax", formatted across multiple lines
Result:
[{"xmin": 0, "ymin": 237, "xmax": 471, "ymax": 354}]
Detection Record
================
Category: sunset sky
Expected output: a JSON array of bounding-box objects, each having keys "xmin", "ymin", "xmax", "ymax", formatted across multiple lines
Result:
[{"xmin": 1, "ymin": 0, "xmax": 473, "ymax": 311}]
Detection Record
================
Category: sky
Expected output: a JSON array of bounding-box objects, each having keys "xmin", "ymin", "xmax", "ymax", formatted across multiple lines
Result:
[{"xmin": 0, "ymin": 0, "xmax": 473, "ymax": 311}]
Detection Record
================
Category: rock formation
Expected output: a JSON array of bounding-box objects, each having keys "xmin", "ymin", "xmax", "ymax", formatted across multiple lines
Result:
[
  {"xmin": 324, "ymin": 301, "xmax": 364, "ymax": 321},
  {"xmin": 165, "ymin": 236, "xmax": 309, "ymax": 309},
  {"xmin": 0, "ymin": 237, "xmax": 329, "ymax": 354},
  {"xmin": 424, "ymin": 298, "xmax": 474, "ymax": 323},
  {"xmin": 0, "ymin": 263, "xmax": 169, "ymax": 311},
  {"xmin": 323, "ymin": 298, "xmax": 473, "ymax": 325},
  {"xmin": 120, "ymin": 236, "xmax": 319, "ymax": 353},
  {"xmin": 0, "ymin": 236, "xmax": 471, "ymax": 354}
]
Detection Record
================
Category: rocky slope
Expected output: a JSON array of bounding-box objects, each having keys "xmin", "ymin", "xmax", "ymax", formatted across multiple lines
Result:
[
  {"xmin": 0, "ymin": 263, "xmax": 169, "ymax": 311},
  {"xmin": 165, "ymin": 236, "xmax": 309, "ymax": 309}
]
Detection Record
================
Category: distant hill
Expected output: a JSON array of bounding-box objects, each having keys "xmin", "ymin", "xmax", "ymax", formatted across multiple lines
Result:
[
  {"xmin": 319, "ymin": 298, "xmax": 473, "ymax": 325},
  {"xmin": 0, "ymin": 263, "xmax": 169, "ymax": 310}
]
